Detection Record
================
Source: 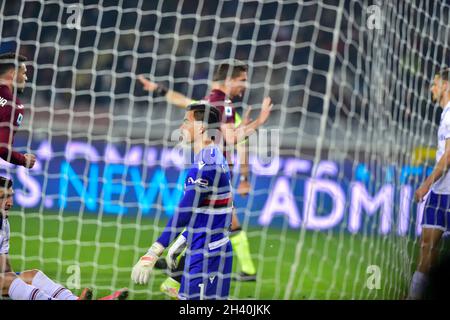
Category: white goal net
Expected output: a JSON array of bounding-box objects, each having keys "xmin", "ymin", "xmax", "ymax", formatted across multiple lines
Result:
[{"xmin": 1, "ymin": 0, "xmax": 449, "ymax": 299}]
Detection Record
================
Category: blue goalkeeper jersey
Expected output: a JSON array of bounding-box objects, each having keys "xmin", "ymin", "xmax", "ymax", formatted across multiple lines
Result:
[{"xmin": 157, "ymin": 144, "xmax": 233, "ymax": 253}]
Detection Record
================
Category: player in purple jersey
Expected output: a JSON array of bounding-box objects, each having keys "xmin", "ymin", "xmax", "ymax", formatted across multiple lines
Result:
[
  {"xmin": 131, "ymin": 102, "xmax": 234, "ymax": 299},
  {"xmin": 0, "ymin": 53, "xmax": 35, "ymax": 168},
  {"xmin": 139, "ymin": 60, "xmax": 272, "ymax": 296}
]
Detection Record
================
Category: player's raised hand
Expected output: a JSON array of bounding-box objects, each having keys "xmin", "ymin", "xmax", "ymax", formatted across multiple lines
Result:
[
  {"xmin": 256, "ymin": 97, "xmax": 273, "ymax": 126},
  {"xmin": 137, "ymin": 75, "xmax": 158, "ymax": 92},
  {"xmin": 23, "ymin": 153, "xmax": 36, "ymax": 169},
  {"xmin": 131, "ymin": 242, "xmax": 165, "ymax": 285}
]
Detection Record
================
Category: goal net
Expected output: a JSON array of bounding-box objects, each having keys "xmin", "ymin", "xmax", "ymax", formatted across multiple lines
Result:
[{"xmin": 1, "ymin": 0, "xmax": 448, "ymax": 299}]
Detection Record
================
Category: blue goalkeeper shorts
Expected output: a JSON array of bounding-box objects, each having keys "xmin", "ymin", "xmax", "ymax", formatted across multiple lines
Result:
[
  {"xmin": 422, "ymin": 191, "xmax": 450, "ymax": 232},
  {"xmin": 178, "ymin": 241, "xmax": 233, "ymax": 300}
]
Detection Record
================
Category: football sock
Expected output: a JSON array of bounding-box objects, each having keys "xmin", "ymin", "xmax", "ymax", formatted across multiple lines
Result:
[
  {"xmin": 230, "ymin": 230, "xmax": 256, "ymax": 275},
  {"xmin": 408, "ymin": 271, "xmax": 428, "ymax": 300},
  {"xmin": 160, "ymin": 277, "xmax": 181, "ymax": 293},
  {"xmin": 8, "ymin": 277, "xmax": 53, "ymax": 300},
  {"xmin": 32, "ymin": 270, "xmax": 78, "ymax": 300}
]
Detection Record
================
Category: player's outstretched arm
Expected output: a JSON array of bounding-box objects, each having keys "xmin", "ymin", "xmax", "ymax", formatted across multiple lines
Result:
[
  {"xmin": 0, "ymin": 127, "xmax": 36, "ymax": 168},
  {"xmin": 138, "ymin": 75, "xmax": 192, "ymax": 109},
  {"xmin": 131, "ymin": 167, "xmax": 213, "ymax": 285},
  {"xmin": 131, "ymin": 208, "xmax": 193, "ymax": 285},
  {"xmin": 222, "ymin": 97, "xmax": 273, "ymax": 145},
  {"xmin": 415, "ymin": 139, "xmax": 450, "ymax": 202}
]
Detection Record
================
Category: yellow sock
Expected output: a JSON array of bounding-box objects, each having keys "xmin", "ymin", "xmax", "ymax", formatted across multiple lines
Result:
[
  {"xmin": 160, "ymin": 277, "xmax": 180, "ymax": 299},
  {"xmin": 230, "ymin": 230, "xmax": 256, "ymax": 275}
]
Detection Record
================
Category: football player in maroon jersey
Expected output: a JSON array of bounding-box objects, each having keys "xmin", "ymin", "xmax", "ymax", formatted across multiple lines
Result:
[{"xmin": 0, "ymin": 53, "xmax": 36, "ymax": 169}]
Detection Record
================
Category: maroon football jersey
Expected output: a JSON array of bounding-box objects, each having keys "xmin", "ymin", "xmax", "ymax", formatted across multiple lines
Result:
[
  {"xmin": 205, "ymin": 89, "xmax": 237, "ymax": 166},
  {"xmin": 206, "ymin": 89, "xmax": 236, "ymax": 125},
  {"xmin": 0, "ymin": 85, "xmax": 26, "ymax": 166}
]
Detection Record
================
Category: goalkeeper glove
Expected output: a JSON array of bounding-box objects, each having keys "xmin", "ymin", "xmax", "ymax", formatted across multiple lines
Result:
[
  {"xmin": 166, "ymin": 234, "xmax": 187, "ymax": 270},
  {"xmin": 131, "ymin": 242, "xmax": 165, "ymax": 285}
]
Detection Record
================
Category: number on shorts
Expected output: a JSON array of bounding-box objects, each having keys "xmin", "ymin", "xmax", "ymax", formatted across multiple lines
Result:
[{"xmin": 198, "ymin": 283, "xmax": 205, "ymax": 300}]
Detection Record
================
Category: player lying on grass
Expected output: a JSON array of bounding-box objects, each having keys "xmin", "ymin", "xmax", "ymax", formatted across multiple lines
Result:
[
  {"xmin": 409, "ymin": 68, "xmax": 450, "ymax": 299},
  {"xmin": 138, "ymin": 60, "xmax": 272, "ymax": 295},
  {"xmin": 0, "ymin": 177, "xmax": 127, "ymax": 300},
  {"xmin": 132, "ymin": 102, "xmax": 234, "ymax": 300},
  {"xmin": 0, "ymin": 53, "xmax": 36, "ymax": 169}
]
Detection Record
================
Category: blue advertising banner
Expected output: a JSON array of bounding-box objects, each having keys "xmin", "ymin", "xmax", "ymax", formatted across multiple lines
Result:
[{"xmin": 0, "ymin": 137, "xmax": 431, "ymax": 237}]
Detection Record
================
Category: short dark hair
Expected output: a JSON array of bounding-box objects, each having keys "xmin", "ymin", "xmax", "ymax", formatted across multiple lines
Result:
[
  {"xmin": 187, "ymin": 101, "xmax": 222, "ymax": 127},
  {"xmin": 0, "ymin": 177, "xmax": 13, "ymax": 189},
  {"xmin": 436, "ymin": 67, "xmax": 450, "ymax": 81},
  {"xmin": 213, "ymin": 59, "xmax": 248, "ymax": 81},
  {"xmin": 0, "ymin": 52, "xmax": 28, "ymax": 76}
]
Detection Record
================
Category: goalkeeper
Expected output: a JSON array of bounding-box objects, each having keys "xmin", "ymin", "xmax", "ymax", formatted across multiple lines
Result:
[
  {"xmin": 138, "ymin": 60, "xmax": 271, "ymax": 296},
  {"xmin": 132, "ymin": 102, "xmax": 234, "ymax": 300}
]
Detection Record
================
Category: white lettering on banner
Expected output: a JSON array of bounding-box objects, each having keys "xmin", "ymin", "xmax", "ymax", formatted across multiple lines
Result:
[
  {"xmin": 303, "ymin": 178, "xmax": 345, "ymax": 230},
  {"xmin": 311, "ymin": 160, "xmax": 338, "ymax": 177},
  {"xmin": 15, "ymin": 160, "xmax": 42, "ymax": 208},
  {"xmin": 1, "ymin": 139, "xmax": 426, "ymax": 237},
  {"xmin": 259, "ymin": 177, "xmax": 301, "ymax": 228},
  {"xmin": 105, "ymin": 143, "xmax": 142, "ymax": 166},
  {"xmin": 36, "ymin": 141, "xmax": 53, "ymax": 160},
  {"xmin": 250, "ymin": 154, "xmax": 280, "ymax": 175},
  {"xmin": 65, "ymin": 141, "xmax": 100, "ymax": 162},
  {"xmin": 161, "ymin": 147, "xmax": 185, "ymax": 169},
  {"xmin": 349, "ymin": 182, "xmax": 393, "ymax": 235},
  {"xmin": 145, "ymin": 147, "xmax": 157, "ymax": 167},
  {"xmin": 283, "ymin": 159, "xmax": 311, "ymax": 176},
  {"xmin": 303, "ymin": 161, "xmax": 345, "ymax": 229},
  {"xmin": 398, "ymin": 185, "xmax": 412, "ymax": 236}
]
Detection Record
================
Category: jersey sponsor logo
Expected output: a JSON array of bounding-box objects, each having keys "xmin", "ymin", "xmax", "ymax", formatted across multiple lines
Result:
[
  {"xmin": 209, "ymin": 275, "xmax": 216, "ymax": 284},
  {"xmin": 198, "ymin": 160, "xmax": 206, "ymax": 169},
  {"xmin": 17, "ymin": 104, "xmax": 24, "ymax": 109},
  {"xmin": 0, "ymin": 97, "xmax": 7, "ymax": 107},
  {"xmin": 187, "ymin": 176, "xmax": 209, "ymax": 187}
]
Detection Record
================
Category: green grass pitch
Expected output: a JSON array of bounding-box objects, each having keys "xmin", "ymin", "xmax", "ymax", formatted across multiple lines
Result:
[{"xmin": 6, "ymin": 210, "xmax": 422, "ymax": 300}]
